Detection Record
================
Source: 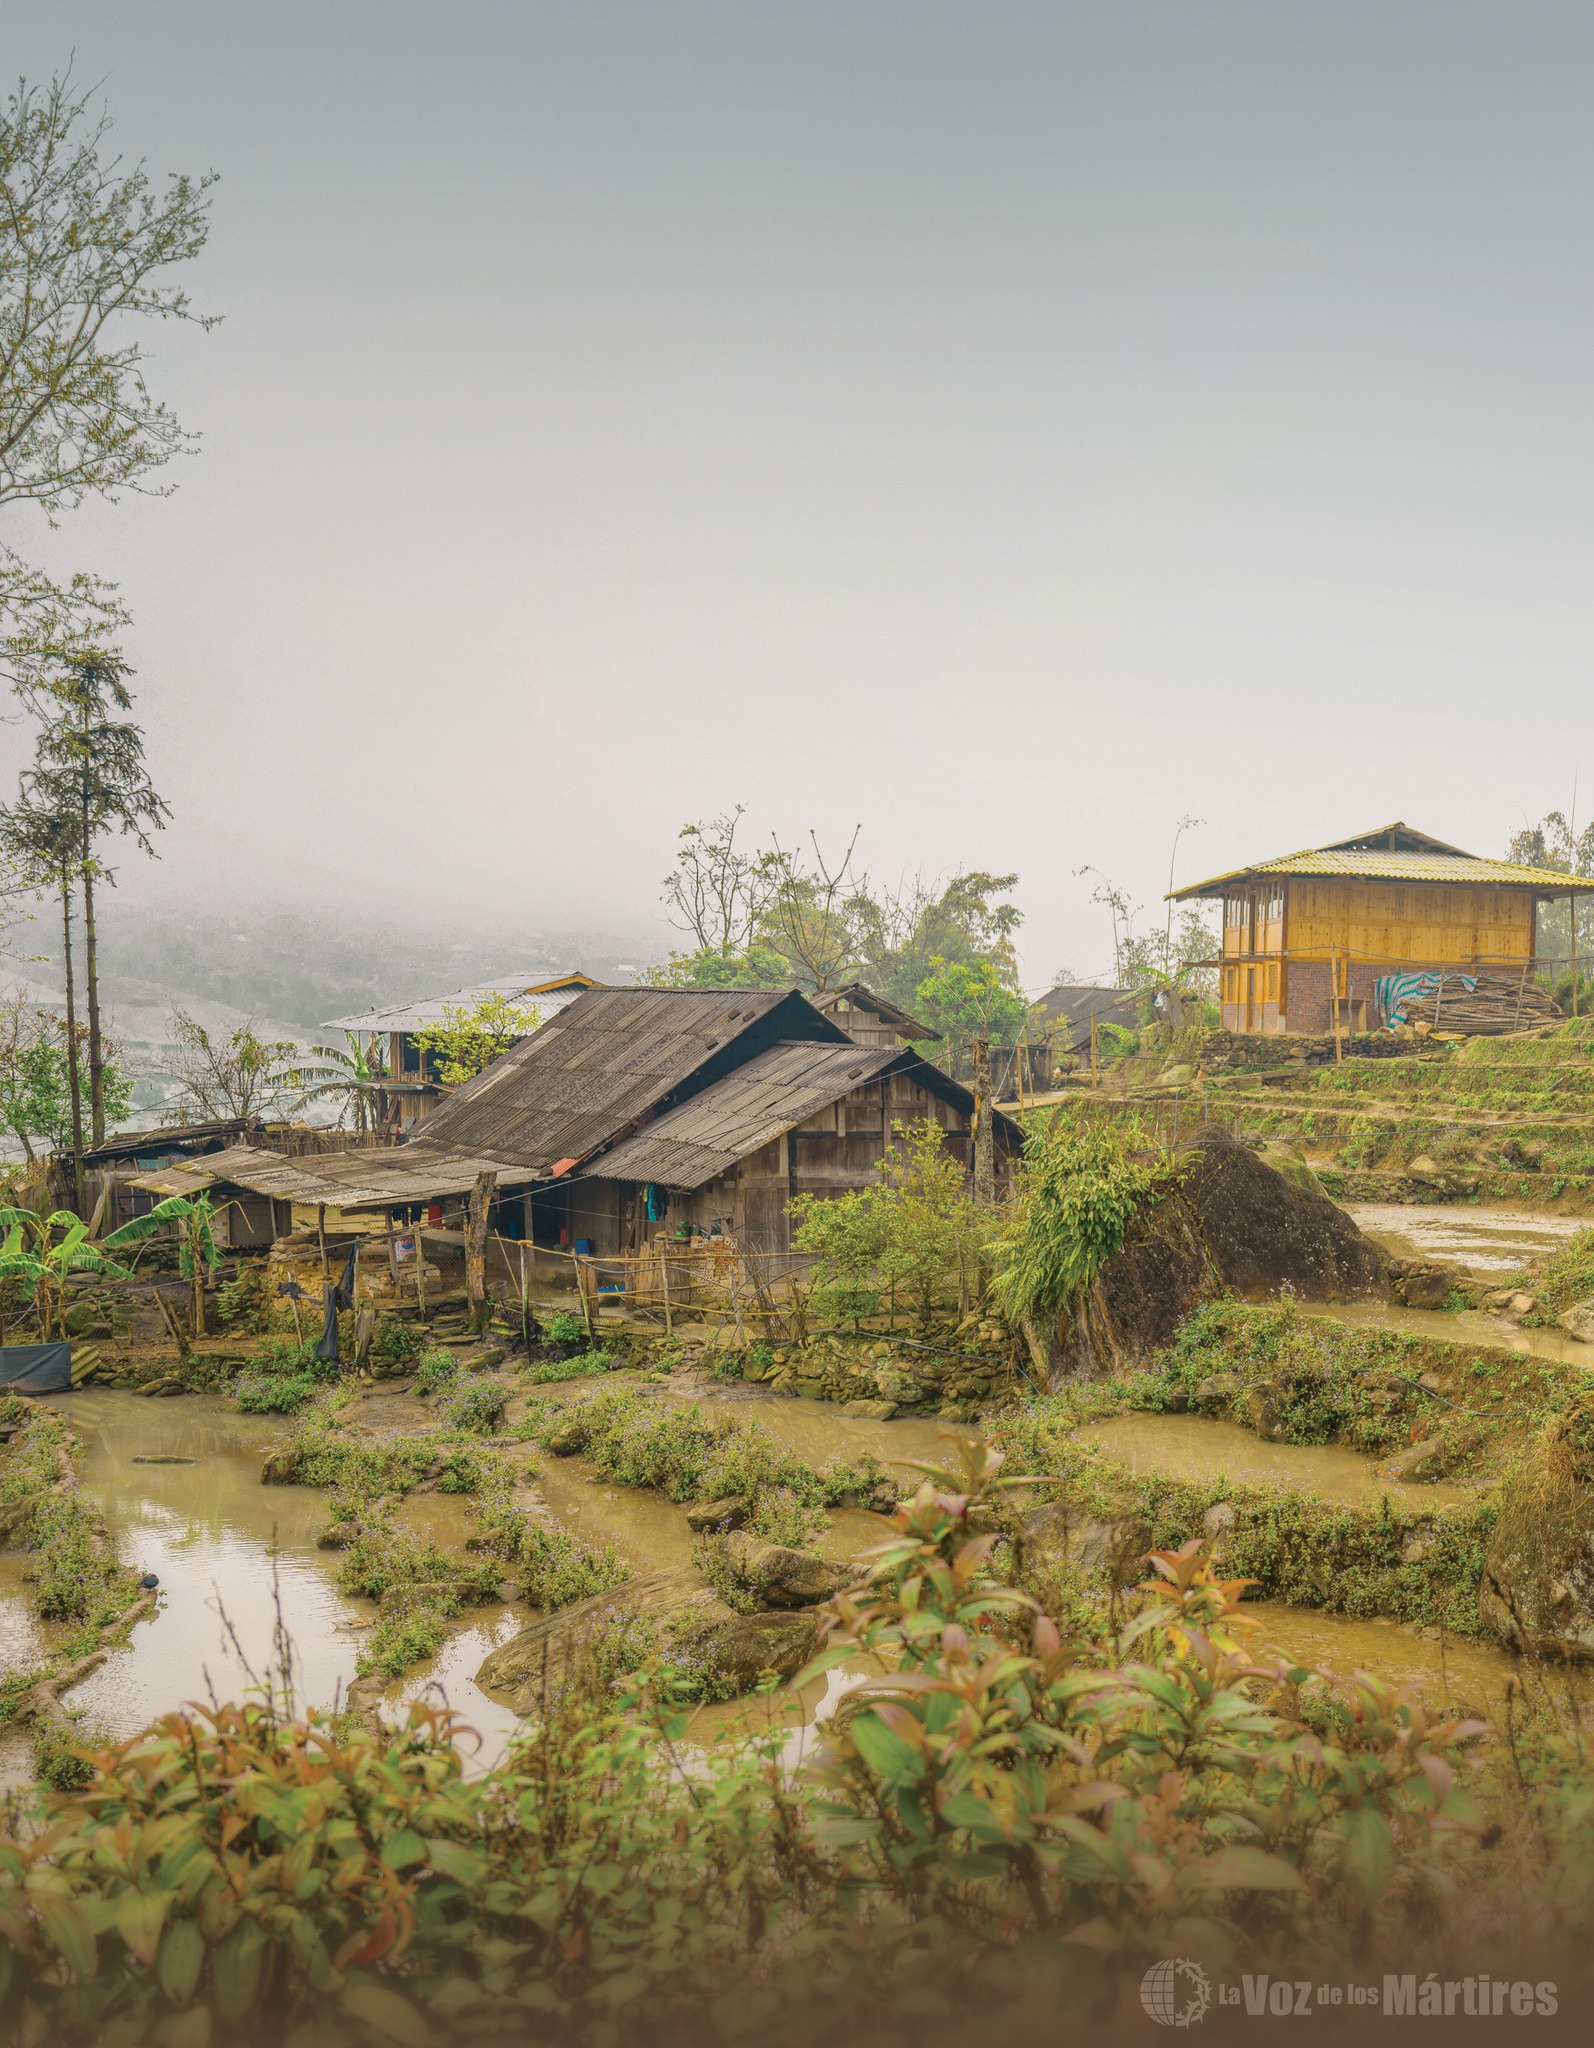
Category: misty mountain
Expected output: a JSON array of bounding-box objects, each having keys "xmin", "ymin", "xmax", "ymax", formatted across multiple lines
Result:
[{"xmin": 20, "ymin": 904, "xmax": 652, "ymax": 1037}]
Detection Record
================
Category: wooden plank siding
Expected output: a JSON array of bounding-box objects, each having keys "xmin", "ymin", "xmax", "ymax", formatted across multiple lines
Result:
[{"xmin": 1219, "ymin": 879, "xmax": 1537, "ymax": 1035}]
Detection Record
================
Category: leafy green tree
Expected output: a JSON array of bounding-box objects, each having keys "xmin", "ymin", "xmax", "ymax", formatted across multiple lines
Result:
[
  {"xmin": 413, "ymin": 993, "xmax": 540, "ymax": 1085},
  {"xmin": 0, "ymin": 74, "xmax": 216, "ymax": 521},
  {"xmin": 913, "ymin": 957, "xmax": 1028, "ymax": 1059},
  {"xmin": 790, "ymin": 1119, "xmax": 991, "ymax": 1330},
  {"xmin": 1509, "ymin": 810, "xmax": 1594, "ymax": 1002},
  {"xmin": 0, "ymin": 71, "xmax": 217, "ymax": 694},
  {"xmin": 853, "ymin": 870, "xmax": 1023, "ymax": 1016},
  {"xmin": 292, "ymin": 1031, "xmax": 389, "ymax": 1133},
  {"xmin": 105, "ymin": 1191, "xmax": 220, "ymax": 1335},
  {"xmin": 0, "ymin": 789, "xmax": 89, "ymax": 1201}
]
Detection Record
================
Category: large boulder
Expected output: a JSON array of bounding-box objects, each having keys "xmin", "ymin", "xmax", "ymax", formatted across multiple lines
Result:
[
  {"xmin": 1480, "ymin": 1397, "xmax": 1594, "ymax": 1659},
  {"xmin": 716, "ymin": 1533, "xmax": 848, "ymax": 1608},
  {"xmin": 1020, "ymin": 1499, "xmax": 1152, "ymax": 1588},
  {"xmin": 475, "ymin": 1565, "xmax": 818, "ymax": 1712},
  {"xmin": 1047, "ymin": 1137, "xmax": 1389, "ymax": 1381}
]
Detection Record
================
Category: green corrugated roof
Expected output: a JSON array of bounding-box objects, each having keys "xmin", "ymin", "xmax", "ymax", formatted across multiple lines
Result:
[{"xmin": 1171, "ymin": 848, "xmax": 1594, "ymax": 899}]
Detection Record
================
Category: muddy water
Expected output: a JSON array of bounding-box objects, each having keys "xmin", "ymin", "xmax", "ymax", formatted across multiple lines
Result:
[
  {"xmin": 0, "ymin": 1392, "xmax": 520, "ymax": 1768},
  {"xmin": 1329, "ymin": 1298, "xmax": 1594, "ymax": 1369},
  {"xmin": 1245, "ymin": 1602, "xmax": 1544, "ymax": 1719},
  {"xmin": 1345, "ymin": 1202, "xmax": 1585, "ymax": 1276},
  {"xmin": 1075, "ymin": 1412, "xmax": 1469, "ymax": 1508}
]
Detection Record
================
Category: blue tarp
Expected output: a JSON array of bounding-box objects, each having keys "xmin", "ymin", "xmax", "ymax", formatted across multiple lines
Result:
[{"xmin": 0, "ymin": 1343, "xmax": 73, "ymax": 1394}]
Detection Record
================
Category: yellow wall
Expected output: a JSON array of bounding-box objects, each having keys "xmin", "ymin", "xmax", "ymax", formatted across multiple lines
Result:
[{"xmin": 1286, "ymin": 879, "xmax": 1533, "ymax": 965}]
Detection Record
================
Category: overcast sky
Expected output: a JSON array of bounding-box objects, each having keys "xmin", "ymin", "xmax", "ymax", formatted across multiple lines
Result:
[{"xmin": 6, "ymin": 3, "xmax": 1594, "ymax": 987}]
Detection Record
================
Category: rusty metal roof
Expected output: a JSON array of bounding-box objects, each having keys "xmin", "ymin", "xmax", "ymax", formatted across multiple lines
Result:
[
  {"xmin": 417, "ymin": 986, "xmax": 847, "ymax": 1173},
  {"xmin": 592, "ymin": 1042, "xmax": 1020, "ymax": 1189},
  {"xmin": 129, "ymin": 1140, "xmax": 536, "ymax": 1211},
  {"xmin": 591, "ymin": 1041, "xmax": 902, "ymax": 1186},
  {"xmin": 1171, "ymin": 845, "xmax": 1594, "ymax": 900}
]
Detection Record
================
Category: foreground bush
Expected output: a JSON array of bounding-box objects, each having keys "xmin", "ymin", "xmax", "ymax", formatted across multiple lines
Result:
[{"xmin": 0, "ymin": 1434, "xmax": 1515, "ymax": 2044}]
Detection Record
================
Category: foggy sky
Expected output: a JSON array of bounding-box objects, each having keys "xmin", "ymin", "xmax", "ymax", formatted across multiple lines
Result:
[{"xmin": 5, "ymin": 2, "xmax": 1594, "ymax": 989}]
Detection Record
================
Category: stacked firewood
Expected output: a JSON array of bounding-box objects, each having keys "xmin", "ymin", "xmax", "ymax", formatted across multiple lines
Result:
[{"xmin": 1406, "ymin": 972, "xmax": 1563, "ymax": 1036}]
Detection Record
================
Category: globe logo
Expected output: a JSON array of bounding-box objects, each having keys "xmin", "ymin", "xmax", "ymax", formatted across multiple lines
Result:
[{"xmin": 1140, "ymin": 1958, "xmax": 1211, "ymax": 2027}]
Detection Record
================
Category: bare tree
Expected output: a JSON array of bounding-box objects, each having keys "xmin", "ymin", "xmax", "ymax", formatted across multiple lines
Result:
[
  {"xmin": 166, "ymin": 1007, "xmax": 299, "ymax": 1124},
  {"xmin": 764, "ymin": 826, "xmax": 865, "ymax": 992}
]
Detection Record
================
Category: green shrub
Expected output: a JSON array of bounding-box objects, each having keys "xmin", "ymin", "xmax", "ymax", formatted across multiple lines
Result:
[
  {"xmin": 445, "ymin": 1381, "xmax": 507, "ymax": 1435},
  {"xmin": 518, "ymin": 1387, "xmax": 861, "ymax": 1544},
  {"xmin": 544, "ymin": 1309, "xmax": 587, "ymax": 1346},
  {"xmin": 413, "ymin": 1347, "xmax": 460, "ymax": 1397},
  {"xmin": 235, "ymin": 1369, "xmax": 319, "ymax": 1414},
  {"xmin": 523, "ymin": 1348, "xmax": 615, "ymax": 1384}
]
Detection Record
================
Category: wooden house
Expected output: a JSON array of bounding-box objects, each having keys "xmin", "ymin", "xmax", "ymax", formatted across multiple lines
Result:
[
  {"xmin": 1170, "ymin": 822, "xmax": 1594, "ymax": 1035},
  {"xmin": 140, "ymin": 989, "xmax": 1021, "ymax": 1262},
  {"xmin": 321, "ymin": 972, "xmax": 601, "ymax": 1131},
  {"xmin": 419, "ymin": 986, "xmax": 1020, "ymax": 1255},
  {"xmin": 809, "ymin": 985, "xmax": 937, "ymax": 1049}
]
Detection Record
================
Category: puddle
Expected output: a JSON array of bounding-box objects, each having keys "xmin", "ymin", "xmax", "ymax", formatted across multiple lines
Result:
[
  {"xmin": 1076, "ymin": 1412, "xmax": 1469, "ymax": 1509},
  {"xmin": 1345, "ymin": 1203, "xmax": 1586, "ymax": 1276}
]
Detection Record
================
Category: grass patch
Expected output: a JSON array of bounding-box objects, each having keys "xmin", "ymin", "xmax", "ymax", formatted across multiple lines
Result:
[
  {"xmin": 517, "ymin": 1387, "xmax": 888, "ymax": 1542},
  {"xmin": 523, "ymin": 1348, "xmax": 617, "ymax": 1384}
]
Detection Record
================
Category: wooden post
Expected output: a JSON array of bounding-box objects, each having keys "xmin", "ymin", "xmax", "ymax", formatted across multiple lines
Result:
[
  {"xmin": 387, "ymin": 1222, "xmax": 399, "ymax": 1294},
  {"xmin": 971, "ymin": 1036, "xmax": 995, "ymax": 1206},
  {"xmin": 659, "ymin": 1244, "xmax": 673, "ymax": 1336},
  {"xmin": 519, "ymin": 1240, "xmax": 531, "ymax": 1352},
  {"xmin": 317, "ymin": 1205, "xmax": 329, "ymax": 1283},
  {"xmin": 1090, "ymin": 1011, "xmax": 1099, "ymax": 1084},
  {"xmin": 1334, "ymin": 954, "xmax": 1345, "ymax": 1064},
  {"xmin": 1572, "ymin": 892, "xmax": 1580, "ymax": 1018},
  {"xmin": 570, "ymin": 1248, "xmax": 595, "ymax": 1341},
  {"xmin": 414, "ymin": 1211, "xmax": 428, "ymax": 1320},
  {"xmin": 466, "ymin": 1169, "xmax": 496, "ymax": 1319}
]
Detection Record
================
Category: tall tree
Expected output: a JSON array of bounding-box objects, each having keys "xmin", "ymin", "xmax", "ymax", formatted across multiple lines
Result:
[
  {"xmin": 0, "ymin": 790, "xmax": 86, "ymax": 1207},
  {"xmin": 0, "ymin": 73, "xmax": 217, "ymax": 527},
  {"xmin": 29, "ymin": 652, "xmax": 167, "ymax": 1142}
]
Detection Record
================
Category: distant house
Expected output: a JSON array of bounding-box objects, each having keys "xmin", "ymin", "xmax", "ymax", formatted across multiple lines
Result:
[
  {"xmin": 1169, "ymin": 822, "xmax": 1594, "ymax": 1035},
  {"xmin": 1026, "ymin": 984, "xmax": 1144, "ymax": 1077},
  {"xmin": 809, "ymin": 984, "xmax": 937, "ymax": 1050},
  {"xmin": 321, "ymin": 972, "xmax": 601, "ymax": 1130}
]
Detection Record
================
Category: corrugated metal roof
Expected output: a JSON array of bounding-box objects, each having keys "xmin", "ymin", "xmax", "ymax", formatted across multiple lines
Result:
[
  {"xmin": 592, "ymin": 1041, "xmax": 903, "ymax": 1186},
  {"xmin": 1028, "ymin": 985, "xmax": 1142, "ymax": 1041},
  {"xmin": 592, "ymin": 1042, "xmax": 1020, "ymax": 1189},
  {"xmin": 321, "ymin": 973, "xmax": 600, "ymax": 1035},
  {"xmin": 130, "ymin": 1140, "xmax": 536, "ymax": 1211},
  {"xmin": 1171, "ymin": 849, "xmax": 1594, "ymax": 899},
  {"xmin": 418, "ymin": 986, "xmax": 847, "ymax": 1173}
]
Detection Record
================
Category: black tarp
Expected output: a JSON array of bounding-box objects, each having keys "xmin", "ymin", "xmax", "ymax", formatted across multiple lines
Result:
[{"xmin": 0, "ymin": 1343, "xmax": 73, "ymax": 1394}]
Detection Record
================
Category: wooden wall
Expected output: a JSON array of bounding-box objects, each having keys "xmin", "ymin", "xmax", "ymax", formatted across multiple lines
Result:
[
  {"xmin": 1284, "ymin": 880, "xmax": 1533, "ymax": 966},
  {"xmin": 1218, "ymin": 877, "xmax": 1541, "ymax": 1033}
]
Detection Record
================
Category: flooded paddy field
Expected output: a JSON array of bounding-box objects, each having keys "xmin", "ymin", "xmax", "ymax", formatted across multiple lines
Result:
[
  {"xmin": 1345, "ymin": 1201, "xmax": 1587, "ymax": 1276},
  {"xmin": 1075, "ymin": 1410, "xmax": 1471, "ymax": 1509}
]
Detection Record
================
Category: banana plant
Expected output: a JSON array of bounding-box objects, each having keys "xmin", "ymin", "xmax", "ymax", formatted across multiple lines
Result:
[
  {"xmin": 0, "ymin": 1207, "xmax": 134, "ymax": 1341},
  {"xmin": 287, "ymin": 1032, "xmax": 387, "ymax": 1134},
  {"xmin": 105, "ymin": 1193, "xmax": 222, "ymax": 1337}
]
